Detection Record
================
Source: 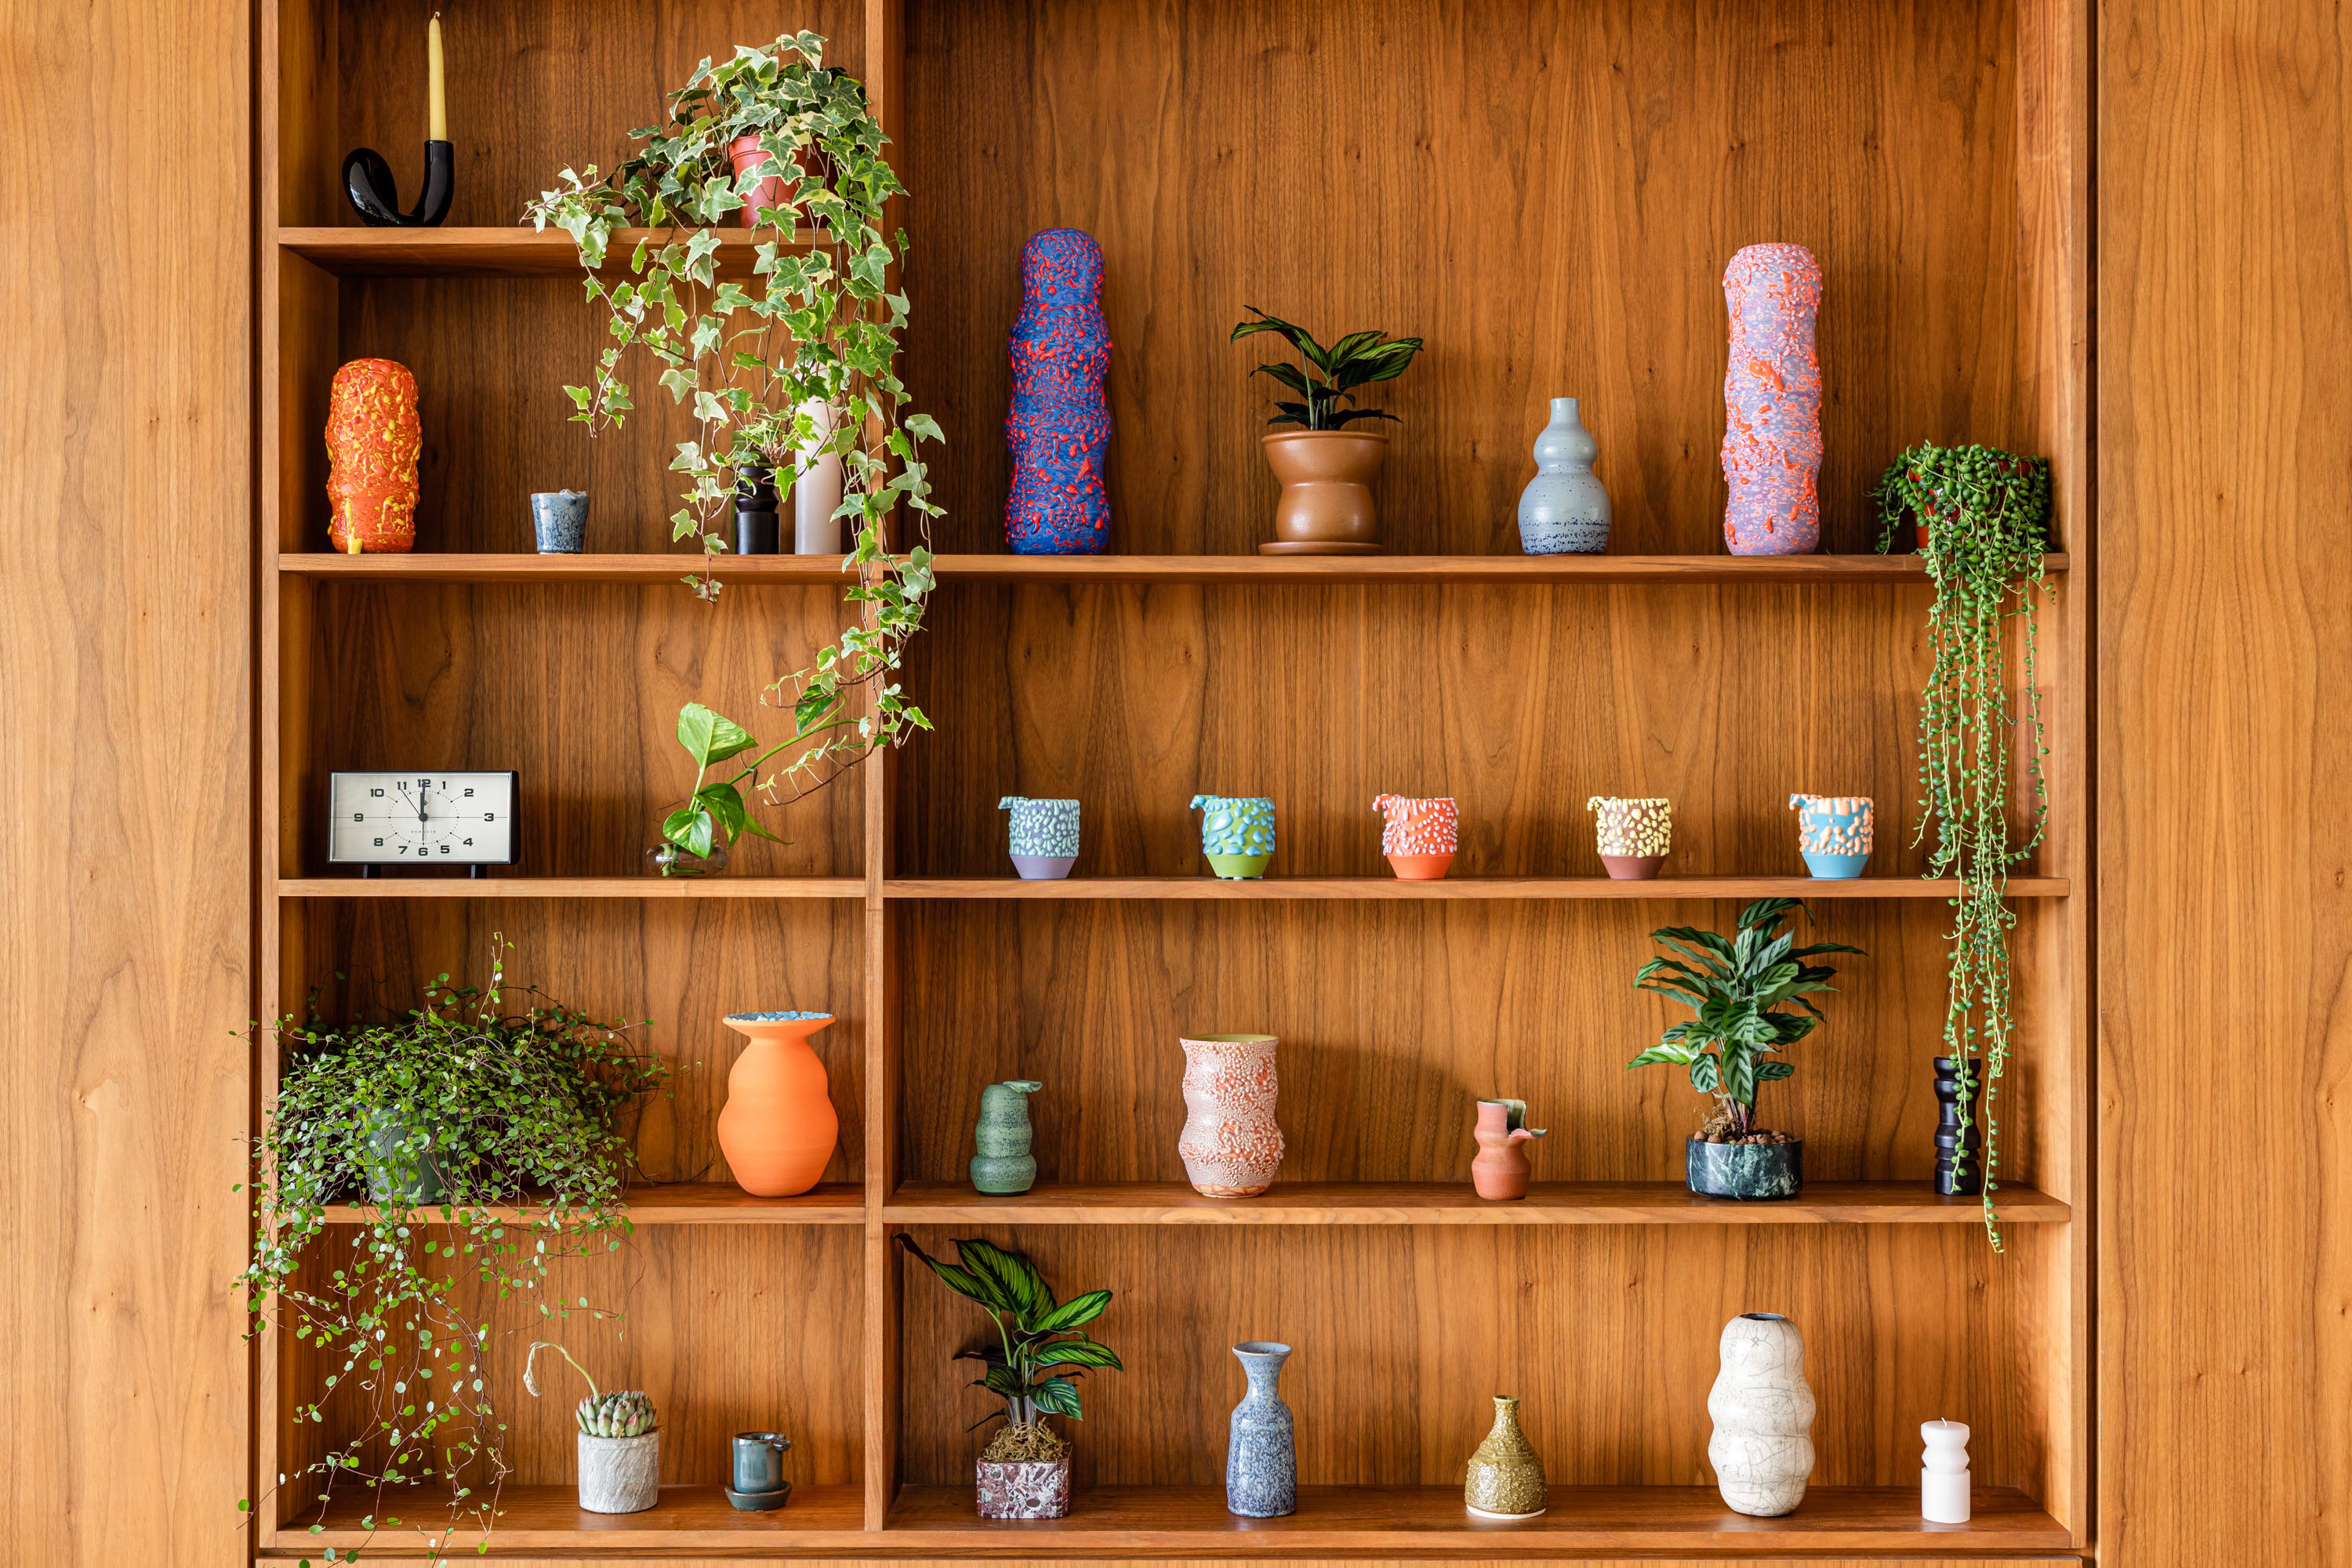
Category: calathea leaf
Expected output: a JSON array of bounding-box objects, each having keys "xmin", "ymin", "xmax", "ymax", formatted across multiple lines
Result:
[
  {"xmin": 895, "ymin": 1236, "xmax": 1011, "ymax": 1312},
  {"xmin": 953, "ymin": 1238, "xmax": 1042, "ymax": 1318},
  {"xmin": 1031, "ymin": 1339, "xmax": 1123, "ymax": 1370},
  {"xmin": 1689, "ymin": 1053, "xmax": 1721, "ymax": 1093},
  {"xmin": 1028, "ymin": 1375, "xmax": 1083, "ymax": 1419},
  {"xmin": 1029, "ymin": 1287, "xmax": 1111, "ymax": 1334},
  {"xmin": 1719, "ymin": 1047, "xmax": 1757, "ymax": 1107},
  {"xmin": 1755, "ymin": 1061, "xmax": 1795, "ymax": 1080}
]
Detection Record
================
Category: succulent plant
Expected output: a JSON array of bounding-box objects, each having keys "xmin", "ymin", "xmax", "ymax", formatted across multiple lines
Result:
[{"xmin": 577, "ymin": 1389, "xmax": 658, "ymax": 1438}]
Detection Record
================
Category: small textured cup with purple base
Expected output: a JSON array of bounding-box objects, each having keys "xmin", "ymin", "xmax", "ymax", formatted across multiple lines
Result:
[{"xmin": 1000, "ymin": 796, "xmax": 1079, "ymax": 880}]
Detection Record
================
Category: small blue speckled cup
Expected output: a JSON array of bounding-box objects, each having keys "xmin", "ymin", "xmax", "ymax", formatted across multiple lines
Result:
[{"xmin": 532, "ymin": 490, "xmax": 589, "ymax": 554}]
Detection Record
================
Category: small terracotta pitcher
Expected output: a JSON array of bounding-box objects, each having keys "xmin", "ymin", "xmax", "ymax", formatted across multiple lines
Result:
[{"xmin": 1471, "ymin": 1098, "xmax": 1547, "ymax": 1200}]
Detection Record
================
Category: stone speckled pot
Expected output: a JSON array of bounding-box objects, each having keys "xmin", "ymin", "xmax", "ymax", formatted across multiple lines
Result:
[
  {"xmin": 1686, "ymin": 1136, "xmax": 1803, "ymax": 1200},
  {"xmin": 577, "ymin": 1431, "xmax": 659, "ymax": 1514},
  {"xmin": 1464, "ymin": 1394, "xmax": 1546, "ymax": 1519},
  {"xmin": 976, "ymin": 1454, "xmax": 1070, "ymax": 1519}
]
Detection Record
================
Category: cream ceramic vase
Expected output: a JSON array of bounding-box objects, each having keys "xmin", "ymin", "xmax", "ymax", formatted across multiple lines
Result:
[
  {"xmin": 1178, "ymin": 1033, "xmax": 1284, "ymax": 1196},
  {"xmin": 578, "ymin": 1431, "xmax": 660, "ymax": 1514},
  {"xmin": 1707, "ymin": 1312, "xmax": 1816, "ymax": 1516}
]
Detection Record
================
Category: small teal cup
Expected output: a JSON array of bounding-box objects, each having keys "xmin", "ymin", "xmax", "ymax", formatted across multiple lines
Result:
[
  {"xmin": 728, "ymin": 1431, "xmax": 792, "ymax": 1511},
  {"xmin": 1191, "ymin": 793, "xmax": 1275, "ymax": 879},
  {"xmin": 1790, "ymin": 793, "xmax": 1874, "ymax": 879},
  {"xmin": 999, "ymin": 796, "xmax": 1079, "ymax": 880},
  {"xmin": 531, "ymin": 490, "xmax": 589, "ymax": 553}
]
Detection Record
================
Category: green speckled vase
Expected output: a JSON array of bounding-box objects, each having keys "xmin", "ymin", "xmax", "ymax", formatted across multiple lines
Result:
[
  {"xmin": 1464, "ymin": 1395, "xmax": 1546, "ymax": 1519},
  {"xmin": 970, "ymin": 1080, "xmax": 1044, "ymax": 1194}
]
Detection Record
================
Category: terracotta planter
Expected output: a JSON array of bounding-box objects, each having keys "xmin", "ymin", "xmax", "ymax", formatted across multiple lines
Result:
[
  {"xmin": 1258, "ymin": 429, "xmax": 1388, "ymax": 554},
  {"xmin": 727, "ymin": 133, "xmax": 790, "ymax": 227},
  {"xmin": 976, "ymin": 1454, "xmax": 1070, "ymax": 1519},
  {"xmin": 1470, "ymin": 1098, "xmax": 1546, "ymax": 1200},
  {"xmin": 1374, "ymin": 793, "xmax": 1457, "ymax": 880},
  {"xmin": 1178, "ymin": 1033, "xmax": 1283, "ymax": 1197},
  {"xmin": 717, "ymin": 1011, "xmax": 839, "ymax": 1196}
]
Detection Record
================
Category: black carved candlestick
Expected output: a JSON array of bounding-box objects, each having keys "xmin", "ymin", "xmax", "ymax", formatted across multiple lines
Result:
[
  {"xmin": 1933, "ymin": 1054, "xmax": 1986, "ymax": 1196},
  {"xmin": 343, "ymin": 140, "xmax": 454, "ymax": 227},
  {"xmin": 735, "ymin": 465, "xmax": 781, "ymax": 555}
]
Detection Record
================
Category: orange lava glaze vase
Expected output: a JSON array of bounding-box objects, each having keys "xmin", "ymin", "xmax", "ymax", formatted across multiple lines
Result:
[
  {"xmin": 717, "ymin": 1011, "xmax": 839, "ymax": 1196},
  {"xmin": 325, "ymin": 358, "xmax": 420, "ymax": 553}
]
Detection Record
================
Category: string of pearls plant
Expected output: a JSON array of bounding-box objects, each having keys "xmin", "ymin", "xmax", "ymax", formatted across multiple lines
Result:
[{"xmin": 1873, "ymin": 441, "xmax": 2053, "ymax": 1248}]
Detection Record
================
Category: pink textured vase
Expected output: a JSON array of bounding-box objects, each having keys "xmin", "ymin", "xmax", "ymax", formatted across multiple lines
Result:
[
  {"xmin": 1721, "ymin": 243, "xmax": 1823, "ymax": 555},
  {"xmin": 1178, "ymin": 1034, "xmax": 1284, "ymax": 1197},
  {"xmin": 1374, "ymin": 794, "xmax": 1458, "ymax": 880}
]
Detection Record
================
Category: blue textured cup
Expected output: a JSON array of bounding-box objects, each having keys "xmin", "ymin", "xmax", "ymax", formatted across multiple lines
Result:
[
  {"xmin": 531, "ymin": 490, "xmax": 589, "ymax": 554},
  {"xmin": 1191, "ymin": 794, "xmax": 1276, "ymax": 880},
  {"xmin": 1000, "ymin": 796, "xmax": 1080, "ymax": 880}
]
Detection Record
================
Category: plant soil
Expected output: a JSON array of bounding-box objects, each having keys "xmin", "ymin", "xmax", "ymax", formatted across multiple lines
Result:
[
  {"xmin": 980, "ymin": 1420, "xmax": 1068, "ymax": 1463},
  {"xmin": 1697, "ymin": 1129, "xmax": 1799, "ymax": 1145}
]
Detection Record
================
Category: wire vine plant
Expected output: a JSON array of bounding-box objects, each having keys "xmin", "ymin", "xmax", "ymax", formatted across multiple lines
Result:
[
  {"xmin": 526, "ymin": 32, "xmax": 940, "ymax": 851},
  {"xmin": 1873, "ymin": 440, "xmax": 2053, "ymax": 1248},
  {"xmin": 236, "ymin": 941, "xmax": 665, "ymax": 1563}
]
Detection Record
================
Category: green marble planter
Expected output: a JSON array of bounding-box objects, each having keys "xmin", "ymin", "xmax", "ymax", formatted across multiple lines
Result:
[{"xmin": 1686, "ymin": 1136, "xmax": 1802, "ymax": 1200}]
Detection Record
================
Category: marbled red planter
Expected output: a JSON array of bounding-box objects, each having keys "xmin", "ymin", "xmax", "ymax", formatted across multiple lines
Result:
[
  {"xmin": 976, "ymin": 1455, "xmax": 1070, "ymax": 1519},
  {"xmin": 1720, "ymin": 243, "xmax": 1823, "ymax": 556}
]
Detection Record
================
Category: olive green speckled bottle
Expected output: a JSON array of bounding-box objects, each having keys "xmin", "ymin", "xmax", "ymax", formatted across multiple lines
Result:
[
  {"xmin": 969, "ymin": 1080, "xmax": 1044, "ymax": 1194},
  {"xmin": 1465, "ymin": 1395, "xmax": 1546, "ymax": 1519}
]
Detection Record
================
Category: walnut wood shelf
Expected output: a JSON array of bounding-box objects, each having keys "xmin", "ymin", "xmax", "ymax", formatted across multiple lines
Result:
[
  {"xmin": 277, "ymin": 550, "xmax": 2071, "ymax": 585},
  {"xmin": 282, "ymin": 1483, "xmax": 866, "ymax": 1552},
  {"xmin": 275, "ymin": 876, "xmax": 865, "ymax": 898},
  {"xmin": 884, "ymin": 875, "xmax": 2070, "ymax": 900},
  {"xmin": 320, "ymin": 1181, "xmax": 866, "ymax": 1225},
  {"xmin": 278, "ymin": 226, "xmax": 826, "ymax": 278},
  {"xmin": 880, "ymin": 1483, "xmax": 2071, "ymax": 1555},
  {"xmin": 886, "ymin": 1181, "xmax": 2067, "ymax": 1226}
]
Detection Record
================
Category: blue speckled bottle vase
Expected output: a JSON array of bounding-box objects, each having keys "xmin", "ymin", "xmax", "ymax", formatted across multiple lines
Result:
[{"xmin": 1225, "ymin": 1341, "xmax": 1296, "ymax": 1518}]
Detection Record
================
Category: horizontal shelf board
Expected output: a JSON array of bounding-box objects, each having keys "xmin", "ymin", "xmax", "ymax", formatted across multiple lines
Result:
[
  {"xmin": 277, "ymin": 877, "xmax": 864, "ymax": 899},
  {"xmin": 285, "ymin": 1483, "xmax": 865, "ymax": 1550},
  {"xmin": 884, "ymin": 875, "xmax": 2070, "ymax": 900},
  {"xmin": 886, "ymin": 1180, "xmax": 2067, "ymax": 1226},
  {"xmin": 882, "ymin": 1483, "xmax": 2069, "ymax": 1555},
  {"xmin": 277, "ymin": 226, "xmax": 826, "ymax": 278},
  {"xmin": 321, "ymin": 1182, "xmax": 865, "ymax": 1226},
  {"xmin": 275, "ymin": 550, "xmax": 2072, "ymax": 585}
]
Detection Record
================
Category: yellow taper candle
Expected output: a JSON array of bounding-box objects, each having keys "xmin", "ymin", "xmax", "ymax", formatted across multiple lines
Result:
[{"xmin": 426, "ymin": 13, "xmax": 447, "ymax": 141}]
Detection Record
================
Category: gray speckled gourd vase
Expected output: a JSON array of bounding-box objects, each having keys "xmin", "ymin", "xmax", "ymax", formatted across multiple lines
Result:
[
  {"xmin": 1516, "ymin": 397, "xmax": 1611, "ymax": 554},
  {"xmin": 1225, "ymin": 1341, "xmax": 1296, "ymax": 1518},
  {"xmin": 970, "ymin": 1079, "xmax": 1044, "ymax": 1193}
]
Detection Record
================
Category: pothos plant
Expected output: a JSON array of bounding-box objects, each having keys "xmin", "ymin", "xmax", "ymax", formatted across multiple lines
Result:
[
  {"xmin": 525, "ymin": 33, "xmax": 940, "ymax": 851},
  {"xmin": 236, "ymin": 942, "xmax": 666, "ymax": 1563},
  {"xmin": 1873, "ymin": 440, "xmax": 2053, "ymax": 1247},
  {"xmin": 897, "ymin": 1236, "xmax": 1121, "ymax": 1462}
]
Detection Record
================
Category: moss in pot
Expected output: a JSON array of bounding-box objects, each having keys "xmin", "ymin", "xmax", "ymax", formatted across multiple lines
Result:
[
  {"xmin": 1624, "ymin": 898, "xmax": 1866, "ymax": 1200},
  {"xmin": 898, "ymin": 1236, "xmax": 1121, "ymax": 1519}
]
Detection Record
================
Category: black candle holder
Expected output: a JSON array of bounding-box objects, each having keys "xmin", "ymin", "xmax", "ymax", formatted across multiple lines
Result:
[
  {"xmin": 343, "ymin": 140, "xmax": 453, "ymax": 227},
  {"xmin": 1933, "ymin": 1054, "xmax": 1987, "ymax": 1196}
]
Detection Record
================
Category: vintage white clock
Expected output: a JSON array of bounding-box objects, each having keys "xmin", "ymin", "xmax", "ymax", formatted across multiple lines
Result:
[{"xmin": 329, "ymin": 771, "xmax": 517, "ymax": 873}]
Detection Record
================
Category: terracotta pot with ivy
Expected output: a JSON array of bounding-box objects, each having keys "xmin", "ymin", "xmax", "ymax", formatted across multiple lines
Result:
[
  {"xmin": 1873, "ymin": 440, "xmax": 2052, "ymax": 1247},
  {"xmin": 898, "ymin": 1236, "xmax": 1122, "ymax": 1520},
  {"xmin": 526, "ymin": 33, "xmax": 942, "ymax": 866},
  {"xmin": 237, "ymin": 943, "xmax": 665, "ymax": 1559},
  {"xmin": 1624, "ymin": 898, "xmax": 1864, "ymax": 1201}
]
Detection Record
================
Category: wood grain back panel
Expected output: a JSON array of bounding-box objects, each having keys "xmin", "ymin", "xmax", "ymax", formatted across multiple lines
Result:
[
  {"xmin": 901, "ymin": 0, "xmax": 2026, "ymax": 557},
  {"xmin": 895, "ymin": 899, "xmax": 2054, "ymax": 1189},
  {"xmin": 297, "ymin": 582, "xmax": 863, "ymax": 877},
  {"xmin": 895, "ymin": 1224, "xmax": 2053, "ymax": 1494}
]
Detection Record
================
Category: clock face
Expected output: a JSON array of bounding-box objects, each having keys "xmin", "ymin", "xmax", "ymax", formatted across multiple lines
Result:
[{"xmin": 329, "ymin": 771, "xmax": 517, "ymax": 866}]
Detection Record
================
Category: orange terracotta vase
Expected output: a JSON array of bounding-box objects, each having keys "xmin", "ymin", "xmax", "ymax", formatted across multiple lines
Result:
[
  {"xmin": 325, "ymin": 358, "xmax": 420, "ymax": 554},
  {"xmin": 1470, "ymin": 1098, "xmax": 1547, "ymax": 1200},
  {"xmin": 717, "ymin": 1011, "xmax": 839, "ymax": 1196}
]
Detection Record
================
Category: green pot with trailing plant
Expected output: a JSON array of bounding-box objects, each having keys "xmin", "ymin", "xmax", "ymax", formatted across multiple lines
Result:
[
  {"xmin": 1873, "ymin": 441, "xmax": 2051, "ymax": 1246},
  {"xmin": 236, "ymin": 942, "xmax": 664, "ymax": 1554},
  {"xmin": 898, "ymin": 1236, "xmax": 1121, "ymax": 1519},
  {"xmin": 1625, "ymin": 898, "xmax": 1865, "ymax": 1200},
  {"xmin": 527, "ymin": 1343, "xmax": 661, "ymax": 1515},
  {"xmin": 528, "ymin": 34, "xmax": 941, "ymax": 862},
  {"xmin": 1231, "ymin": 308, "xmax": 1423, "ymax": 555}
]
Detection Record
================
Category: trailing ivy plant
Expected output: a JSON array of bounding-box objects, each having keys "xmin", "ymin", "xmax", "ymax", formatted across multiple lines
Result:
[
  {"xmin": 236, "ymin": 942, "xmax": 666, "ymax": 1563},
  {"xmin": 897, "ymin": 1235, "xmax": 1121, "ymax": 1462},
  {"xmin": 1873, "ymin": 440, "xmax": 2053, "ymax": 1248},
  {"xmin": 525, "ymin": 33, "xmax": 940, "ymax": 842}
]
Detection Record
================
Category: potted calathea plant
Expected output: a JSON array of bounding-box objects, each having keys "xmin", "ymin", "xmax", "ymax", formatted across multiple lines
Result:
[
  {"xmin": 525, "ymin": 1343, "xmax": 661, "ymax": 1515},
  {"xmin": 1229, "ymin": 307, "xmax": 1423, "ymax": 554},
  {"xmin": 898, "ymin": 1236, "xmax": 1121, "ymax": 1519},
  {"xmin": 1624, "ymin": 898, "xmax": 1865, "ymax": 1200},
  {"xmin": 527, "ymin": 33, "xmax": 942, "ymax": 855},
  {"xmin": 237, "ymin": 941, "xmax": 665, "ymax": 1555}
]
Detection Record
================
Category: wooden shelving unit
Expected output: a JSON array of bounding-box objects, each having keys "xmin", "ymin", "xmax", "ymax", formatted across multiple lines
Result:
[{"xmin": 258, "ymin": 0, "xmax": 2090, "ymax": 1559}]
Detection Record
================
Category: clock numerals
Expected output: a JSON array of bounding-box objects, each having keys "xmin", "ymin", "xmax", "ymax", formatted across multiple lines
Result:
[{"xmin": 329, "ymin": 771, "xmax": 517, "ymax": 868}]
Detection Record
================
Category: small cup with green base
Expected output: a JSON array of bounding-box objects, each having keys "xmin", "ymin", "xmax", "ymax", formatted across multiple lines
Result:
[{"xmin": 1192, "ymin": 794, "xmax": 1275, "ymax": 879}]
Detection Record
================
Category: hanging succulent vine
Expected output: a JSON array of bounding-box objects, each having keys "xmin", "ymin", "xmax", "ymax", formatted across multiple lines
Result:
[{"xmin": 1872, "ymin": 441, "xmax": 2053, "ymax": 1249}]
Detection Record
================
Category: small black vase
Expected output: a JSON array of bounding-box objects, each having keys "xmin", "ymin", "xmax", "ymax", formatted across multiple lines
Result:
[
  {"xmin": 1933, "ymin": 1055, "xmax": 1986, "ymax": 1196},
  {"xmin": 735, "ymin": 465, "xmax": 780, "ymax": 555}
]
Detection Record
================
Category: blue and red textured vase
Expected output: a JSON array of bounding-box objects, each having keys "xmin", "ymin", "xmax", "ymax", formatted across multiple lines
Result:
[{"xmin": 1006, "ymin": 229, "xmax": 1111, "ymax": 554}]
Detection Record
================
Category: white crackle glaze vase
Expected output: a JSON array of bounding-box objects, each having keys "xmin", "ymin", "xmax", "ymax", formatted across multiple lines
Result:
[{"xmin": 1707, "ymin": 1312, "xmax": 1815, "ymax": 1516}]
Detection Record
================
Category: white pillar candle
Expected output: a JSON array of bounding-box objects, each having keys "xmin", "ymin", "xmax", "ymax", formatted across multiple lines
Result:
[{"xmin": 1921, "ymin": 1418, "xmax": 1971, "ymax": 1523}]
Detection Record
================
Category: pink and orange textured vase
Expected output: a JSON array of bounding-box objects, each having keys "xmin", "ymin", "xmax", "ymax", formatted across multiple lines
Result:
[
  {"xmin": 1178, "ymin": 1033, "xmax": 1284, "ymax": 1197},
  {"xmin": 325, "ymin": 358, "xmax": 420, "ymax": 554},
  {"xmin": 717, "ymin": 1010, "xmax": 839, "ymax": 1196},
  {"xmin": 1374, "ymin": 794, "xmax": 1458, "ymax": 880},
  {"xmin": 1720, "ymin": 244, "xmax": 1822, "ymax": 556}
]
